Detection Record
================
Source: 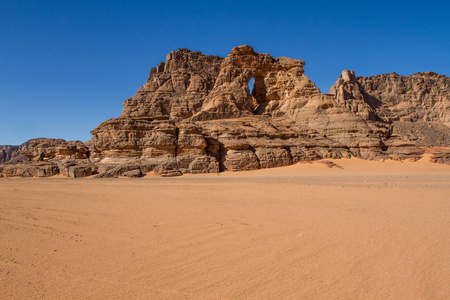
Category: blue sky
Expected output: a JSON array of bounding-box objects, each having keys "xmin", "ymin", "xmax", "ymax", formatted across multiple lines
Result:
[{"xmin": 1, "ymin": 0, "xmax": 449, "ymax": 145}]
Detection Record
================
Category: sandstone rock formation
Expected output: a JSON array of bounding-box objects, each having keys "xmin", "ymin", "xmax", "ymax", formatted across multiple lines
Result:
[
  {"xmin": 329, "ymin": 70, "xmax": 450, "ymax": 161},
  {"xmin": 2, "ymin": 46, "xmax": 449, "ymax": 178},
  {"xmin": 1, "ymin": 145, "xmax": 25, "ymax": 164},
  {"xmin": 0, "ymin": 138, "xmax": 95, "ymax": 178},
  {"xmin": 329, "ymin": 70, "xmax": 450, "ymax": 123}
]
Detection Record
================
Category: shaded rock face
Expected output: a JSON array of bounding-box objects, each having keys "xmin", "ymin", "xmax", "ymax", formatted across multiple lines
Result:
[
  {"xmin": 329, "ymin": 70, "xmax": 450, "ymax": 123},
  {"xmin": 2, "ymin": 46, "xmax": 450, "ymax": 178},
  {"xmin": 1, "ymin": 145, "xmax": 25, "ymax": 164},
  {"xmin": 328, "ymin": 70, "xmax": 450, "ymax": 162}
]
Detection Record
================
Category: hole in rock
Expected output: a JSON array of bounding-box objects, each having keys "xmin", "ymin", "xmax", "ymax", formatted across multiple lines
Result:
[{"xmin": 248, "ymin": 77, "xmax": 255, "ymax": 95}]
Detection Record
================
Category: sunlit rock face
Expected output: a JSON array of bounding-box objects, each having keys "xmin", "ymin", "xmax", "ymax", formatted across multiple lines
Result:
[
  {"xmin": 2, "ymin": 46, "xmax": 449, "ymax": 178},
  {"xmin": 89, "ymin": 46, "xmax": 450, "ymax": 175}
]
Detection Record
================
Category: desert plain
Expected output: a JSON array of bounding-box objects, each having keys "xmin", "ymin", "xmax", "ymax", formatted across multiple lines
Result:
[{"xmin": 0, "ymin": 156, "xmax": 449, "ymax": 299}]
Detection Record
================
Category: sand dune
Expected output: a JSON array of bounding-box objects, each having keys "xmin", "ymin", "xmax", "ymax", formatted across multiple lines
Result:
[{"xmin": 1, "ymin": 158, "xmax": 449, "ymax": 299}]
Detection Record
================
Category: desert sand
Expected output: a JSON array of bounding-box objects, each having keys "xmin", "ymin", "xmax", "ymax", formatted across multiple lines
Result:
[{"xmin": 1, "ymin": 157, "xmax": 449, "ymax": 299}]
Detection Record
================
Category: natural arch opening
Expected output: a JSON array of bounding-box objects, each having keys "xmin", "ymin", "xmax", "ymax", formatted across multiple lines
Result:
[
  {"xmin": 248, "ymin": 77, "xmax": 255, "ymax": 95},
  {"xmin": 249, "ymin": 75, "xmax": 270, "ymax": 115}
]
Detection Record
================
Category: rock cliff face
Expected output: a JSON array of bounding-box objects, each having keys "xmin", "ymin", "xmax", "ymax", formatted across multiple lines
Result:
[
  {"xmin": 121, "ymin": 49, "xmax": 223, "ymax": 120},
  {"xmin": 1, "ymin": 145, "xmax": 24, "ymax": 164},
  {"xmin": 2, "ymin": 46, "xmax": 449, "ymax": 178},
  {"xmin": 192, "ymin": 45, "xmax": 320, "ymax": 120},
  {"xmin": 329, "ymin": 70, "xmax": 450, "ymax": 123},
  {"xmin": 328, "ymin": 70, "xmax": 450, "ymax": 160}
]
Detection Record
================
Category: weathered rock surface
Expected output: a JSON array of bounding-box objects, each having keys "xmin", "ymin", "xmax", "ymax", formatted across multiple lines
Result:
[
  {"xmin": 1, "ymin": 162, "xmax": 60, "ymax": 178},
  {"xmin": 328, "ymin": 69, "xmax": 450, "ymax": 160},
  {"xmin": 20, "ymin": 138, "xmax": 90, "ymax": 161},
  {"xmin": 2, "ymin": 46, "xmax": 449, "ymax": 178},
  {"xmin": 192, "ymin": 45, "xmax": 320, "ymax": 121},
  {"xmin": 329, "ymin": 70, "xmax": 450, "ymax": 124},
  {"xmin": 428, "ymin": 147, "xmax": 450, "ymax": 165},
  {"xmin": 0, "ymin": 138, "xmax": 96, "ymax": 178},
  {"xmin": 121, "ymin": 49, "xmax": 223, "ymax": 120},
  {"xmin": 1, "ymin": 145, "xmax": 25, "ymax": 164}
]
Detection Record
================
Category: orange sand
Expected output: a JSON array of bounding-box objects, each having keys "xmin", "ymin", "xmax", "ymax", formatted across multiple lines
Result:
[{"xmin": 1, "ymin": 157, "xmax": 449, "ymax": 299}]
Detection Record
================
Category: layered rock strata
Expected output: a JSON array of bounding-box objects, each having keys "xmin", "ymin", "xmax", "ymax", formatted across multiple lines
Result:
[
  {"xmin": 329, "ymin": 70, "xmax": 450, "ymax": 123},
  {"xmin": 1, "ymin": 46, "xmax": 449, "ymax": 178},
  {"xmin": 329, "ymin": 70, "xmax": 450, "ymax": 160},
  {"xmin": 0, "ymin": 138, "xmax": 94, "ymax": 178},
  {"xmin": 1, "ymin": 145, "xmax": 24, "ymax": 164}
]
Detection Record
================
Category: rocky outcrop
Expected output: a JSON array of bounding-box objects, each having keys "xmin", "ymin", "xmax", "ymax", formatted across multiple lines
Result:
[
  {"xmin": 192, "ymin": 45, "xmax": 320, "ymax": 120},
  {"xmin": 1, "ymin": 145, "xmax": 25, "ymax": 164},
  {"xmin": 20, "ymin": 138, "xmax": 90, "ymax": 161},
  {"xmin": 90, "ymin": 46, "xmax": 399, "ymax": 174},
  {"xmin": 1, "ymin": 138, "xmax": 91, "ymax": 164},
  {"xmin": 328, "ymin": 69, "xmax": 450, "ymax": 160},
  {"xmin": 0, "ymin": 138, "xmax": 97, "ymax": 178},
  {"xmin": 329, "ymin": 70, "xmax": 450, "ymax": 123},
  {"xmin": 2, "ymin": 46, "xmax": 449, "ymax": 178},
  {"xmin": 121, "ymin": 49, "xmax": 223, "ymax": 120},
  {"xmin": 428, "ymin": 147, "xmax": 450, "ymax": 165}
]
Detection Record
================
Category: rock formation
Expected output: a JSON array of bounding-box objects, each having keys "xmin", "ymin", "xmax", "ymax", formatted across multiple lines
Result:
[
  {"xmin": 0, "ymin": 138, "xmax": 94, "ymax": 178},
  {"xmin": 1, "ymin": 145, "xmax": 25, "ymax": 164},
  {"xmin": 329, "ymin": 70, "xmax": 449, "ymax": 123},
  {"xmin": 1, "ymin": 46, "xmax": 449, "ymax": 178},
  {"xmin": 329, "ymin": 70, "xmax": 450, "ymax": 160}
]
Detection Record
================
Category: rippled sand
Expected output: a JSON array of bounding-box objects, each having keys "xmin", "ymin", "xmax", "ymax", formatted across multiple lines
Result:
[{"xmin": 1, "ymin": 157, "xmax": 449, "ymax": 299}]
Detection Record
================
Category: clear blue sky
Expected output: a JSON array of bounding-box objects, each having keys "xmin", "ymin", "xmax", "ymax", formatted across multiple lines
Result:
[{"xmin": 1, "ymin": 0, "xmax": 449, "ymax": 145}]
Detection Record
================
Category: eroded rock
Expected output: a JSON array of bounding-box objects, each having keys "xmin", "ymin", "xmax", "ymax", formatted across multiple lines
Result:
[{"xmin": 2, "ymin": 46, "xmax": 449, "ymax": 178}]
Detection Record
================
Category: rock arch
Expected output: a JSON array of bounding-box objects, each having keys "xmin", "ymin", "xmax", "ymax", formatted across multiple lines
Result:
[{"xmin": 192, "ymin": 45, "xmax": 321, "ymax": 120}]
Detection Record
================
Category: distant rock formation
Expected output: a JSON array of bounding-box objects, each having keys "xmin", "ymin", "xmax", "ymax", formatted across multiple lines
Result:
[
  {"xmin": 0, "ymin": 138, "xmax": 93, "ymax": 178},
  {"xmin": 329, "ymin": 70, "xmax": 449, "ymax": 123},
  {"xmin": 1, "ymin": 145, "xmax": 25, "ymax": 164},
  {"xmin": 1, "ymin": 46, "xmax": 449, "ymax": 178}
]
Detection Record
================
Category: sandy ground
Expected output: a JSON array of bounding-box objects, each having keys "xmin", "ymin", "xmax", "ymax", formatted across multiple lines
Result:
[{"xmin": 0, "ymin": 157, "xmax": 449, "ymax": 299}]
